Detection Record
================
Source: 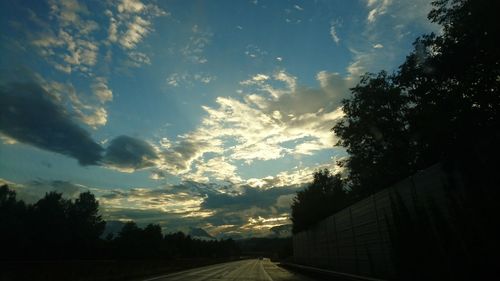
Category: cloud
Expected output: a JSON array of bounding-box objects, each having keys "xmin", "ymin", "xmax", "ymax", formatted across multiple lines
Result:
[
  {"xmin": 103, "ymin": 135, "xmax": 160, "ymax": 172},
  {"xmin": 199, "ymin": 185, "xmax": 298, "ymax": 236},
  {"xmin": 0, "ymin": 78, "xmax": 159, "ymax": 171},
  {"xmin": 1, "ymin": 178, "xmax": 89, "ymax": 203},
  {"xmin": 118, "ymin": 0, "xmax": 145, "ymax": 13},
  {"xmin": 39, "ymin": 78, "xmax": 109, "ymax": 128},
  {"xmin": 26, "ymin": 0, "xmax": 166, "ymax": 75},
  {"xmin": 28, "ymin": 0, "xmax": 104, "ymax": 75},
  {"xmin": 294, "ymin": 5, "xmax": 303, "ymax": 11},
  {"xmin": 181, "ymin": 25, "xmax": 212, "ymax": 64},
  {"xmin": 126, "ymin": 51, "xmax": 151, "ymax": 67},
  {"xmin": 91, "ymin": 180, "xmax": 297, "ymax": 235},
  {"xmin": 153, "ymin": 69, "xmax": 349, "ymax": 185},
  {"xmin": 2, "ymin": 176, "xmax": 301, "ymax": 236},
  {"xmin": 120, "ymin": 16, "xmax": 151, "ymax": 49},
  {"xmin": 346, "ymin": 0, "xmax": 439, "ymax": 78},
  {"xmin": 0, "ymin": 82, "xmax": 103, "ymax": 165},
  {"xmin": 166, "ymin": 72, "xmax": 216, "ymax": 87},
  {"xmin": 92, "ymin": 77, "xmax": 113, "ymax": 103},
  {"xmin": 276, "ymin": 194, "xmax": 295, "ymax": 208},
  {"xmin": 108, "ymin": 0, "xmax": 168, "ymax": 49},
  {"xmin": 245, "ymin": 44, "xmax": 267, "ymax": 59},
  {"xmin": 108, "ymin": 16, "xmax": 118, "ymax": 43},
  {"xmin": 159, "ymin": 135, "xmax": 223, "ymax": 175},
  {"xmin": 185, "ymin": 157, "xmax": 242, "ymax": 183},
  {"xmin": 246, "ymin": 158, "xmax": 344, "ymax": 188},
  {"xmin": 330, "ymin": 22, "xmax": 341, "ymax": 45},
  {"xmin": 366, "ymin": 0, "xmax": 392, "ymax": 23}
]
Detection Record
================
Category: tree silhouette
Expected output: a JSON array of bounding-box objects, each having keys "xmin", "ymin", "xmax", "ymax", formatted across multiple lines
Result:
[
  {"xmin": 0, "ymin": 184, "xmax": 28, "ymax": 259},
  {"xmin": 326, "ymin": 0, "xmax": 500, "ymax": 278},
  {"xmin": 333, "ymin": 72, "xmax": 412, "ymax": 195},
  {"xmin": 68, "ymin": 191, "xmax": 106, "ymax": 256},
  {"xmin": 332, "ymin": 0, "xmax": 500, "ymax": 196},
  {"xmin": 291, "ymin": 169, "xmax": 350, "ymax": 233}
]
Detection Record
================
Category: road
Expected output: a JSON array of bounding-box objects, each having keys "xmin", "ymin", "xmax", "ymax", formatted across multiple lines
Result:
[{"xmin": 142, "ymin": 258, "xmax": 318, "ymax": 281}]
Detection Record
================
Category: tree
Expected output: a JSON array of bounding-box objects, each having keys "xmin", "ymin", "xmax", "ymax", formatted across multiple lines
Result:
[
  {"xmin": 31, "ymin": 191, "xmax": 72, "ymax": 258},
  {"xmin": 333, "ymin": 72, "xmax": 413, "ymax": 195},
  {"xmin": 333, "ymin": 0, "xmax": 500, "ymax": 195},
  {"xmin": 330, "ymin": 0, "xmax": 500, "ymax": 277},
  {"xmin": 68, "ymin": 191, "xmax": 106, "ymax": 256},
  {"xmin": 0, "ymin": 185, "xmax": 28, "ymax": 259},
  {"xmin": 291, "ymin": 169, "xmax": 350, "ymax": 233}
]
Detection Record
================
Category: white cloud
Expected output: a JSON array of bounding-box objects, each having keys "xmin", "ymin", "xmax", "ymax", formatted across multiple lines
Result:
[
  {"xmin": 127, "ymin": 51, "xmax": 151, "ymax": 67},
  {"xmin": 118, "ymin": 0, "xmax": 145, "ymax": 14},
  {"xmin": 246, "ymin": 159, "xmax": 344, "ymax": 188},
  {"xmin": 330, "ymin": 23, "xmax": 340, "ymax": 45},
  {"xmin": 30, "ymin": 0, "xmax": 103, "ymax": 75},
  {"xmin": 366, "ymin": 0, "xmax": 392, "ymax": 23},
  {"xmin": 346, "ymin": 0, "xmax": 439, "ymax": 78},
  {"xmin": 181, "ymin": 25, "xmax": 212, "ymax": 64},
  {"xmin": 120, "ymin": 16, "xmax": 150, "ymax": 49},
  {"xmin": 92, "ymin": 77, "xmax": 113, "ymax": 103},
  {"xmin": 108, "ymin": 16, "xmax": 118, "ymax": 42},
  {"xmin": 39, "ymin": 78, "xmax": 110, "ymax": 129},
  {"xmin": 166, "ymin": 72, "xmax": 216, "ymax": 87},
  {"xmin": 186, "ymin": 157, "xmax": 243, "ymax": 183},
  {"xmin": 78, "ymin": 107, "xmax": 108, "ymax": 128},
  {"xmin": 241, "ymin": 74, "xmax": 269, "ymax": 84},
  {"xmin": 166, "ymin": 73, "xmax": 183, "ymax": 87},
  {"xmin": 154, "ymin": 69, "xmax": 350, "ymax": 184},
  {"xmin": 294, "ymin": 5, "xmax": 303, "ymax": 11},
  {"xmin": 0, "ymin": 133, "xmax": 18, "ymax": 145},
  {"xmin": 245, "ymin": 44, "xmax": 267, "ymax": 59}
]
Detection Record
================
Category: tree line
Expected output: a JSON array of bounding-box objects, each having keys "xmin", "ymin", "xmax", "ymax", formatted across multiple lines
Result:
[
  {"xmin": 292, "ymin": 0, "xmax": 499, "ymax": 233},
  {"xmin": 0, "ymin": 184, "xmax": 239, "ymax": 260}
]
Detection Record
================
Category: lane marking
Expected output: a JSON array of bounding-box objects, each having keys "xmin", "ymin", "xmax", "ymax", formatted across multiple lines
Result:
[{"xmin": 259, "ymin": 259, "xmax": 273, "ymax": 281}]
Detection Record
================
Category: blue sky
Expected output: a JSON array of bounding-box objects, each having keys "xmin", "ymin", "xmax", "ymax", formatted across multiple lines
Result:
[{"xmin": 0, "ymin": 0, "xmax": 439, "ymax": 237}]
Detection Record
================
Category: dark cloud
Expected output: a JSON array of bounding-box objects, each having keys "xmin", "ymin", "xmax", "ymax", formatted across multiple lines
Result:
[
  {"xmin": 4, "ymin": 179, "xmax": 87, "ymax": 203},
  {"xmin": 201, "ymin": 185, "xmax": 297, "ymax": 211},
  {"xmin": 103, "ymin": 135, "xmax": 159, "ymax": 171},
  {"xmin": 0, "ymin": 82, "xmax": 161, "ymax": 171},
  {"xmin": 0, "ymin": 82, "xmax": 103, "ymax": 165},
  {"xmin": 3, "ymin": 176, "xmax": 300, "ymax": 236}
]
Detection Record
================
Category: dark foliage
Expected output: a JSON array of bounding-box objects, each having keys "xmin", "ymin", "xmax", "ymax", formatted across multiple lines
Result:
[
  {"xmin": 326, "ymin": 0, "xmax": 500, "ymax": 279},
  {"xmin": 1, "ymin": 186, "xmax": 104, "ymax": 259},
  {"xmin": 291, "ymin": 169, "xmax": 351, "ymax": 233},
  {"xmin": 333, "ymin": 0, "xmax": 500, "ymax": 196},
  {"xmin": 0, "ymin": 185, "xmax": 240, "ymax": 261}
]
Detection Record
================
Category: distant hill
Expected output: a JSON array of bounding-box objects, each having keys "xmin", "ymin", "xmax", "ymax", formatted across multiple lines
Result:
[
  {"xmin": 216, "ymin": 232, "xmax": 244, "ymax": 240},
  {"xmin": 101, "ymin": 220, "xmax": 126, "ymax": 239},
  {"xmin": 269, "ymin": 224, "xmax": 292, "ymax": 238},
  {"xmin": 189, "ymin": 227, "xmax": 215, "ymax": 240}
]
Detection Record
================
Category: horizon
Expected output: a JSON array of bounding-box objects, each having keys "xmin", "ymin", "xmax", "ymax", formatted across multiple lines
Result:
[{"xmin": 0, "ymin": 0, "xmax": 439, "ymax": 237}]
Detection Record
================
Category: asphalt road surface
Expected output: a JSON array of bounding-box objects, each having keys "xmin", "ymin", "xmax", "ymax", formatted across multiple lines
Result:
[{"xmin": 142, "ymin": 258, "xmax": 318, "ymax": 281}]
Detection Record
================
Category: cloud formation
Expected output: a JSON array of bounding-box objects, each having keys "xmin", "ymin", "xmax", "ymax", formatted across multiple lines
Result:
[
  {"xmin": 181, "ymin": 25, "xmax": 212, "ymax": 64},
  {"xmin": 330, "ymin": 22, "xmax": 341, "ymax": 45},
  {"xmin": 103, "ymin": 135, "xmax": 159, "ymax": 172},
  {"xmin": 347, "ymin": 0, "xmax": 439, "ymax": 78},
  {"xmin": 152, "ymin": 69, "xmax": 349, "ymax": 186},
  {"xmin": 1, "ymin": 81, "xmax": 158, "ymax": 172},
  {"xmin": 0, "ymin": 82, "xmax": 103, "ymax": 165}
]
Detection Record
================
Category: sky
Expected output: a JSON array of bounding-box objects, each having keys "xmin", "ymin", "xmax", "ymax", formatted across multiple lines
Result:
[{"xmin": 0, "ymin": 0, "xmax": 439, "ymax": 237}]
